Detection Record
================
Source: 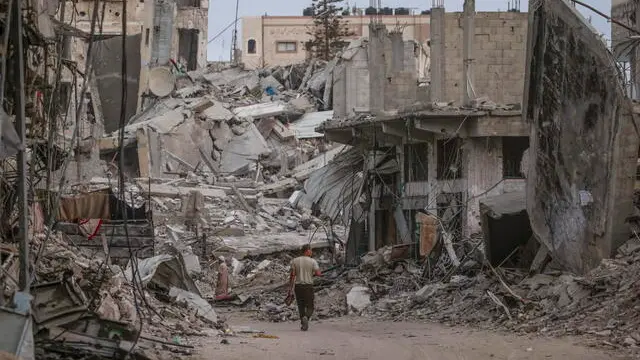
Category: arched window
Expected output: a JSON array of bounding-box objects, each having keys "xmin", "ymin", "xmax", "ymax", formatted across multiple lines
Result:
[{"xmin": 247, "ymin": 39, "xmax": 256, "ymax": 54}]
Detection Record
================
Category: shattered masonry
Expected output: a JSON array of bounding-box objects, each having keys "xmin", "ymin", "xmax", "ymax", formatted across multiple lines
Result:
[{"xmin": 3, "ymin": 0, "xmax": 640, "ymax": 359}]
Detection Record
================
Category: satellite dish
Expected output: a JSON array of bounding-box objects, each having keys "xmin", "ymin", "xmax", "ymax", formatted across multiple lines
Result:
[{"xmin": 148, "ymin": 66, "xmax": 175, "ymax": 97}]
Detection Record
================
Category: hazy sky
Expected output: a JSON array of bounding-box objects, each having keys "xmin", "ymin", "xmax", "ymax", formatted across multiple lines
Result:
[{"xmin": 206, "ymin": 0, "xmax": 612, "ymax": 61}]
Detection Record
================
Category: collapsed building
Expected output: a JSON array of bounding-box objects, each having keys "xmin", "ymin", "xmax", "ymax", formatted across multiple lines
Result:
[
  {"xmin": 3, "ymin": 0, "xmax": 640, "ymax": 358},
  {"xmin": 318, "ymin": 5, "xmax": 532, "ymax": 266}
]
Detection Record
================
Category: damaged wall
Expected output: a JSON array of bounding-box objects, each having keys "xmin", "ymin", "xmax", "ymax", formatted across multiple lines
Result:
[
  {"xmin": 444, "ymin": 11, "xmax": 528, "ymax": 105},
  {"xmin": 137, "ymin": 0, "xmax": 209, "ymax": 110},
  {"xmin": 93, "ymin": 34, "xmax": 142, "ymax": 133},
  {"xmin": 524, "ymin": 0, "xmax": 640, "ymax": 273}
]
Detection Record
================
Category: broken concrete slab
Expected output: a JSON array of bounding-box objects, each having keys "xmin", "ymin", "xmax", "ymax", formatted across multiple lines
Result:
[
  {"xmin": 290, "ymin": 110, "xmax": 333, "ymax": 139},
  {"xmin": 524, "ymin": 0, "xmax": 640, "ymax": 273},
  {"xmin": 202, "ymin": 102, "xmax": 235, "ymax": 121},
  {"xmin": 233, "ymin": 101, "xmax": 290, "ymax": 119},
  {"xmin": 219, "ymin": 122, "xmax": 271, "ymax": 175},
  {"xmin": 141, "ymin": 184, "xmax": 228, "ymax": 199},
  {"xmin": 346, "ymin": 286, "xmax": 371, "ymax": 314},
  {"xmin": 169, "ymin": 287, "xmax": 218, "ymax": 323}
]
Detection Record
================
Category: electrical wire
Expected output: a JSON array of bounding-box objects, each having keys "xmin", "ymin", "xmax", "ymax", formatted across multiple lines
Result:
[{"xmin": 30, "ymin": 0, "xmax": 103, "ymax": 285}]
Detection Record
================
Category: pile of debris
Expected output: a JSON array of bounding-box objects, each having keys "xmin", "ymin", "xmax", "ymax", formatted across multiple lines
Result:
[
  {"xmin": 330, "ymin": 239, "xmax": 640, "ymax": 355},
  {"xmin": 10, "ymin": 231, "xmax": 229, "ymax": 359}
]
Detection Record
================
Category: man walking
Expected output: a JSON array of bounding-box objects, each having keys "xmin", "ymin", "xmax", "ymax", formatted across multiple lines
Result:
[{"xmin": 287, "ymin": 244, "xmax": 321, "ymax": 331}]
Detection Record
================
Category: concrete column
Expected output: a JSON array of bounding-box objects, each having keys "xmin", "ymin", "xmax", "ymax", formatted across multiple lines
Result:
[
  {"xmin": 390, "ymin": 31, "xmax": 404, "ymax": 72},
  {"xmin": 429, "ymin": 5, "xmax": 445, "ymax": 101},
  {"xmin": 368, "ymin": 23, "xmax": 387, "ymax": 115},
  {"xmin": 462, "ymin": 0, "xmax": 476, "ymax": 106}
]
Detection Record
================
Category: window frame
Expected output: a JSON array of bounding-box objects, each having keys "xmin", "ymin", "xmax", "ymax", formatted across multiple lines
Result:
[{"xmin": 276, "ymin": 41, "xmax": 298, "ymax": 53}]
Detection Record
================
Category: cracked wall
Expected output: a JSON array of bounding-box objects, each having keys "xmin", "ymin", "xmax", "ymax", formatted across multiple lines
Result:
[{"xmin": 524, "ymin": 0, "xmax": 639, "ymax": 274}]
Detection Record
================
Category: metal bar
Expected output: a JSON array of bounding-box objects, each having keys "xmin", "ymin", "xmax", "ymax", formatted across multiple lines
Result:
[
  {"xmin": 0, "ymin": 0, "xmax": 13, "ymax": 106},
  {"xmin": 12, "ymin": 0, "xmax": 29, "ymax": 292}
]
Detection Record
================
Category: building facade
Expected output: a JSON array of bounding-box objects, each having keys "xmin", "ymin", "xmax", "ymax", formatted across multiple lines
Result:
[
  {"xmin": 318, "ymin": 8, "xmax": 530, "ymax": 256},
  {"xmin": 241, "ymin": 14, "xmax": 431, "ymax": 69}
]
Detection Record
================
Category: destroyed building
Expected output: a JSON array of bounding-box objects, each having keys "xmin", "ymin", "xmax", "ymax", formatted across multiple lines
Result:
[{"xmin": 318, "ymin": 6, "xmax": 530, "ymax": 265}]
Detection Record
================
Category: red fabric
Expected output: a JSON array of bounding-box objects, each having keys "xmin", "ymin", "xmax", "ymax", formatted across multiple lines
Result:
[{"xmin": 79, "ymin": 218, "xmax": 103, "ymax": 240}]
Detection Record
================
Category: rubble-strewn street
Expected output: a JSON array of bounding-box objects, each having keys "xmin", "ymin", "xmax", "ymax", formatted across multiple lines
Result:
[
  {"xmin": 197, "ymin": 319, "xmax": 631, "ymax": 360},
  {"xmin": 1, "ymin": 0, "xmax": 638, "ymax": 359}
]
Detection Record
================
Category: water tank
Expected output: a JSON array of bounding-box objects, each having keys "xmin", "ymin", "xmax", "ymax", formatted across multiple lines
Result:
[
  {"xmin": 303, "ymin": 7, "xmax": 314, "ymax": 16},
  {"xmin": 364, "ymin": 6, "xmax": 377, "ymax": 15},
  {"xmin": 394, "ymin": 7, "xmax": 410, "ymax": 15},
  {"xmin": 381, "ymin": 7, "xmax": 393, "ymax": 15}
]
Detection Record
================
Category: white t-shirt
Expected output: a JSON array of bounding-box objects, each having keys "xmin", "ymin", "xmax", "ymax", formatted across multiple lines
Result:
[{"xmin": 290, "ymin": 256, "xmax": 319, "ymax": 285}]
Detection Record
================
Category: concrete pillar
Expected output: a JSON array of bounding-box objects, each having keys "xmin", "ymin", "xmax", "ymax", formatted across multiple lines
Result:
[
  {"xmin": 390, "ymin": 31, "xmax": 404, "ymax": 72},
  {"xmin": 368, "ymin": 23, "xmax": 387, "ymax": 115},
  {"xmin": 430, "ymin": 5, "xmax": 445, "ymax": 102},
  {"xmin": 462, "ymin": 0, "xmax": 476, "ymax": 106}
]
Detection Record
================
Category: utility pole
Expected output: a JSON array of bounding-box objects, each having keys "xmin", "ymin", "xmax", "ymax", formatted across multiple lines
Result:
[
  {"xmin": 10, "ymin": 0, "xmax": 29, "ymax": 296},
  {"xmin": 231, "ymin": 0, "xmax": 240, "ymax": 64}
]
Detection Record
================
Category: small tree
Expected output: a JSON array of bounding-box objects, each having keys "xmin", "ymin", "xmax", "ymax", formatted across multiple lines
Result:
[{"xmin": 306, "ymin": 0, "xmax": 355, "ymax": 61}]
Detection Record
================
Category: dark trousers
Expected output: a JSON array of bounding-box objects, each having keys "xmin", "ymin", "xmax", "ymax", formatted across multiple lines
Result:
[{"xmin": 294, "ymin": 284, "xmax": 314, "ymax": 320}]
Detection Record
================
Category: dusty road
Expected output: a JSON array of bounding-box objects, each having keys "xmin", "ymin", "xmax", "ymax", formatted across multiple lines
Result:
[{"xmin": 197, "ymin": 318, "xmax": 631, "ymax": 360}]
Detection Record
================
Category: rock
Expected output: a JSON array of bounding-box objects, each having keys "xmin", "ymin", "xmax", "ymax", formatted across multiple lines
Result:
[
  {"xmin": 97, "ymin": 293, "xmax": 121, "ymax": 321},
  {"xmin": 231, "ymin": 257, "xmax": 245, "ymax": 277},
  {"xmin": 414, "ymin": 283, "xmax": 446, "ymax": 302},
  {"xmin": 286, "ymin": 219, "xmax": 298, "ymax": 230},
  {"xmin": 624, "ymin": 337, "xmax": 637, "ymax": 347},
  {"xmin": 169, "ymin": 287, "xmax": 218, "ymax": 323},
  {"xmin": 595, "ymin": 330, "xmax": 612, "ymax": 337},
  {"xmin": 346, "ymin": 286, "xmax": 371, "ymax": 314}
]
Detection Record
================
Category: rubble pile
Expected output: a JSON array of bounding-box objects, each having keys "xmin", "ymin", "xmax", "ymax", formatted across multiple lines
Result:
[
  {"xmin": 24, "ymin": 231, "xmax": 228, "ymax": 360},
  {"xmin": 346, "ymin": 240, "xmax": 640, "ymax": 354}
]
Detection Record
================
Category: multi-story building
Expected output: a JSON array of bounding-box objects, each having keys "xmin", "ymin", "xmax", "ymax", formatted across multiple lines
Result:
[
  {"xmin": 317, "ymin": 7, "xmax": 530, "ymax": 254},
  {"xmin": 51, "ymin": 0, "xmax": 208, "ymax": 183},
  {"xmin": 240, "ymin": 12, "xmax": 431, "ymax": 69}
]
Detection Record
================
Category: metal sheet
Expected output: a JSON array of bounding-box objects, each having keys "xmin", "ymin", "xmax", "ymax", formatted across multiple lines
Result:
[{"xmin": 290, "ymin": 110, "xmax": 333, "ymax": 139}]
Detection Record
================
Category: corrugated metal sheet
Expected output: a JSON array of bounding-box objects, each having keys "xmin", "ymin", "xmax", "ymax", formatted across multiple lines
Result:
[
  {"xmin": 290, "ymin": 110, "xmax": 333, "ymax": 139},
  {"xmin": 304, "ymin": 148, "xmax": 364, "ymax": 223}
]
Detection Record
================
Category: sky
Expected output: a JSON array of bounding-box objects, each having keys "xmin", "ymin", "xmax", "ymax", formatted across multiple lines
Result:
[{"xmin": 206, "ymin": 0, "xmax": 613, "ymax": 61}]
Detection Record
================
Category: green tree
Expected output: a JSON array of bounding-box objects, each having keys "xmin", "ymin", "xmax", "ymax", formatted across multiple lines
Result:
[{"xmin": 306, "ymin": 0, "xmax": 355, "ymax": 61}]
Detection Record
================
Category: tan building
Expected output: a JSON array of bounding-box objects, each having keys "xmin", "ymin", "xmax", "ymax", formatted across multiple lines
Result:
[{"xmin": 241, "ymin": 14, "xmax": 430, "ymax": 69}]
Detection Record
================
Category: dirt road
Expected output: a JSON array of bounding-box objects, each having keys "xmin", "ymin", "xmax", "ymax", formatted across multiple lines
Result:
[{"xmin": 198, "ymin": 318, "xmax": 631, "ymax": 360}]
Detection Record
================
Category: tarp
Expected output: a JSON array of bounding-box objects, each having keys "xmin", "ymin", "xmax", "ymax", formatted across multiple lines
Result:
[{"xmin": 125, "ymin": 253, "xmax": 200, "ymax": 295}]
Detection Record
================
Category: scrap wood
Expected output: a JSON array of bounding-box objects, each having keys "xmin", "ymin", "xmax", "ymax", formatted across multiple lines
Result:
[{"xmin": 486, "ymin": 261, "xmax": 526, "ymax": 303}]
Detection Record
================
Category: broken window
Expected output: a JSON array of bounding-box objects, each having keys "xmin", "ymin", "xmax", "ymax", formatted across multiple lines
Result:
[
  {"xmin": 403, "ymin": 142, "xmax": 429, "ymax": 182},
  {"xmin": 276, "ymin": 41, "xmax": 297, "ymax": 53},
  {"xmin": 247, "ymin": 39, "xmax": 256, "ymax": 54},
  {"xmin": 502, "ymin": 136, "xmax": 529, "ymax": 178},
  {"xmin": 178, "ymin": 29, "xmax": 199, "ymax": 71},
  {"xmin": 436, "ymin": 138, "xmax": 462, "ymax": 180},
  {"xmin": 177, "ymin": 0, "xmax": 199, "ymax": 8},
  {"xmin": 145, "ymin": 28, "xmax": 150, "ymax": 46}
]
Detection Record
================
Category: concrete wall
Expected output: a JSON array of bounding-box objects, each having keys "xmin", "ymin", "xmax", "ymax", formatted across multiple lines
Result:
[
  {"xmin": 93, "ymin": 34, "xmax": 142, "ymax": 133},
  {"xmin": 137, "ymin": 0, "xmax": 208, "ymax": 111},
  {"xmin": 525, "ymin": 0, "xmax": 639, "ymax": 274},
  {"xmin": 443, "ymin": 11, "xmax": 528, "ymax": 105},
  {"xmin": 61, "ymin": 0, "xmax": 146, "ymax": 35},
  {"xmin": 611, "ymin": 0, "xmax": 634, "ymax": 61},
  {"xmin": 241, "ymin": 15, "xmax": 430, "ymax": 69}
]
